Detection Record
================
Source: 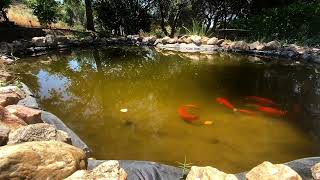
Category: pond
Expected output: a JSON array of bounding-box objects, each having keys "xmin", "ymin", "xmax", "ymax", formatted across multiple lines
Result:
[{"xmin": 13, "ymin": 46, "xmax": 320, "ymax": 173}]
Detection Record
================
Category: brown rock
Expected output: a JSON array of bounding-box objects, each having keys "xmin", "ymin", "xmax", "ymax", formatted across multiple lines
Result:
[
  {"xmin": 246, "ymin": 161, "xmax": 302, "ymax": 180},
  {"xmin": 263, "ymin": 40, "xmax": 281, "ymax": 50},
  {"xmin": 201, "ymin": 37, "xmax": 210, "ymax": 45},
  {"xmin": 311, "ymin": 163, "xmax": 320, "ymax": 180},
  {"xmin": 0, "ymin": 106, "xmax": 27, "ymax": 131},
  {"xmin": 0, "ymin": 125, "xmax": 10, "ymax": 145},
  {"xmin": 0, "ymin": 86, "xmax": 25, "ymax": 98},
  {"xmin": 207, "ymin": 37, "xmax": 219, "ymax": 45},
  {"xmin": 5, "ymin": 105, "xmax": 42, "ymax": 124},
  {"xmin": 65, "ymin": 160, "xmax": 127, "ymax": 180},
  {"xmin": 190, "ymin": 35, "xmax": 202, "ymax": 45},
  {"xmin": 0, "ymin": 141, "xmax": 87, "ymax": 179},
  {"xmin": 8, "ymin": 123, "xmax": 71, "ymax": 145},
  {"xmin": 186, "ymin": 166, "xmax": 238, "ymax": 180},
  {"xmin": 0, "ymin": 93, "xmax": 22, "ymax": 106}
]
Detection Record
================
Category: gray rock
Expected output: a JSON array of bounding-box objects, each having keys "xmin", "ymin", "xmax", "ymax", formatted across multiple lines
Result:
[
  {"xmin": 0, "ymin": 42, "xmax": 9, "ymax": 54},
  {"xmin": 190, "ymin": 35, "xmax": 202, "ymax": 45},
  {"xmin": 264, "ymin": 40, "xmax": 281, "ymax": 50},
  {"xmin": 8, "ymin": 123, "xmax": 71, "ymax": 144},
  {"xmin": 231, "ymin": 41, "xmax": 249, "ymax": 50},
  {"xmin": 45, "ymin": 34, "xmax": 57, "ymax": 46},
  {"xmin": 0, "ymin": 126, "xmax": 10, "ymax": 146},
  {"xmin": 18, "ymin": 96, "xmax": 39, "ymax": 109},
  {"xmin": 0, "ymin": 141, "xmax": 87, "ymax": 179},
  {"xmin": 32, "ymin": 37, "xmax": 46, "ymax": 47},
  {"xmin": 280, "ymin": 50, "xmax": 298, "ymax": 59}
]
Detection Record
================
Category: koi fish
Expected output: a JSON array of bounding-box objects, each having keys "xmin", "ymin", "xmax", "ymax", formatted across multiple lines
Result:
[
  {"xmin": 245, "ymin": 96, "xmax": 276, "ymax": 106},
  {"xmin": 216, "ymin": 98, "xmax": 237, "ymax": 112},
  {"xmin": 238, "ymin": 109, "xmax": 256, "ymax": 116},
  {"xmin": 256, "ymin": 106, "xmax": 287, "ymax": 117},
  {"xmin": 178, "ymin": 105, "xmax": 199, "ymax": 122}
]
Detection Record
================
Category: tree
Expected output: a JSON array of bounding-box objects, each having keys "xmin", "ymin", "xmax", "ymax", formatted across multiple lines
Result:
[
  {"xmin": 28, "ymin": 0, "xmax": 61, "ymax": 27},
  {"xmin": 84, "ymin": 0, "xmax": 95, "ymax": 31},
  {"xmin": 0, "ymin": 0, "xmax": 11, "ymax": 23}
]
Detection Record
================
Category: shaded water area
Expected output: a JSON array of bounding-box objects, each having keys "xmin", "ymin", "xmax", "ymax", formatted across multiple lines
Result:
[{"xmin": 13, "ymin": 46, "xmax": 320, "ymax": 173}]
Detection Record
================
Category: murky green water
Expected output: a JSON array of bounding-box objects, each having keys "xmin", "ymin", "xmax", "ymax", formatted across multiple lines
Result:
[{"xmin": 13, "ymin": 46, "xmax": 320, "ymax": 173}]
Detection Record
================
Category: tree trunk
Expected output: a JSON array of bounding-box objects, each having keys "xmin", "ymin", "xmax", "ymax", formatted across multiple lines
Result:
[
  {"xmin": 157, "ymin": 0, "xmax": 168, "ymax": 36},
  {"xmin": 84, "ymin": 0, "xmax": 95, "ymax": 31}
]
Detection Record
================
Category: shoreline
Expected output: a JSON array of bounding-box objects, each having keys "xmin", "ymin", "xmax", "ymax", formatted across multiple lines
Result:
[{"xmin": 0, "ymin": 34, "xmax": 320, "ymax": 179}]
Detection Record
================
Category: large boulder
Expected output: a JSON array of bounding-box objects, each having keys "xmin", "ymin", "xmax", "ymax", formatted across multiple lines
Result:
[
  {"xmin": 66, "ymin": 160, "xmax": 127, "ymax": 180},
  {"xmin": 186, "ymin": 166, "xmax": 238, "ymax": 180},
  {"xmin": 161, "ymin": 36, "xmax": 171, "ymax": 44},
  {"xmin": 0, "ymin": 125, "xmax": 10, "ymax": 146},
  {"xmin": 178, "ymin": 36, "xmax": 192, "ymax": 44},
  {"xmin": 0, "ymin": 92, "xmax": 22, "ymax": 106},
  {"xmin": 45, "ymin": 34, "xmax": 57, "ymax": 46},
  {"xmin": 312, "ymin": 163, "xmax": 320, "ymax": 180},
  {"xmin": 0, "ymin": 86, "xmax": 25, "ymax": 98},
  {"xmin": 230, "ymin": 41, "xmax": 249, "ymax": 50},
  {"xmin": 201, "ymin": 37, "xmax": 210, "ymax": 45},
  {"xmin": 0, "ymin": 141, "xmax": 87, "ymax": 179},
  {"xmin": 7, "ymin": 123, "xmax": 71, "ymax": 145},
  {"xmin": 246, "ymin": 161, "xmax": 302, "ymax": 180},
  {"xmin": 142, "ymin": 36, "xmax": 157, "ymax": 45},
  {"xmin": 0, "ymin": 106, "xmax": 27, "ymax": 131},
  {"xmin": 190, "ymin": 35, "xmax": 202, "ymax": 45},
  {"xmin": 5, "ymin": 105, "xmax": 42, "ymax": 124}
]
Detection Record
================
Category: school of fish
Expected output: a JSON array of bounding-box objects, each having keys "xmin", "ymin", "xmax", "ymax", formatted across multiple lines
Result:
[{"xmin": 178, "ymin": 96, "xmax": 289, "ymax": 124}]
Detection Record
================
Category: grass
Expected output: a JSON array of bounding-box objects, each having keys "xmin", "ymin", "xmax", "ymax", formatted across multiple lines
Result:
[
  {"xmin": 176, "ymin": 156, "xmax": 193, "ymax": 179},
  {"xmin": 7, "ymin": 3, "xmax": 68, "ymax": 29}
]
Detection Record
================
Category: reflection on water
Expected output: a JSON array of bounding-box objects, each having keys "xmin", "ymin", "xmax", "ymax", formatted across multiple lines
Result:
[{"xmin": 13, "ymin": 46, "xmax": 320, "ymax": 173}]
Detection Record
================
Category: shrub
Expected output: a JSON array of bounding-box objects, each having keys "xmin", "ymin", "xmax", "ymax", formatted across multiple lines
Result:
[{"xmin": 27, "ymin": 0, "xmax": 61, "ymax": 27}]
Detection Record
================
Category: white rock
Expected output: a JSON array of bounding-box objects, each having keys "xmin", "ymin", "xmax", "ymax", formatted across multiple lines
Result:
[{"xmin": 186, "ymin": 166, "xmax": 238, "ymax": 180}]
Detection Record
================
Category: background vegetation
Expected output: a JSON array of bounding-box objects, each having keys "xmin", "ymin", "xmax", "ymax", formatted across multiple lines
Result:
[{"xmin": 0, "ymin": 0, "xmax": 319, "ymax": 46}]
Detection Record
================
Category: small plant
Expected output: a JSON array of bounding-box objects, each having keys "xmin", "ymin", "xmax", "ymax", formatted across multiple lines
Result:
[
  {"xmin": 176, "ymin": 155, "xmax": 193, "ymax": 179},
  {"xmin": 183, "ymin": 20, "xmax": 213, "ymax": 37}
]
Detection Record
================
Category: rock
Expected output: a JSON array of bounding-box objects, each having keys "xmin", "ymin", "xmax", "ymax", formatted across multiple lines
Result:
[
  {"xmin": 142, "ymin": 36, "xmax": 157, "ymax": 45},
  {"xmin": 0, "ymin": 42, "xmax": 9, "ymax": 54},
  {"xmin": 56, "ymin": 36, "xmax": 70, "ymax": 45},
  {"xmin": 312, "ymin": 163, "xmax": 320, "ymax": 180},
  {"xmin": 8, "ymin": 123, "xmax": 71, "ymax": 145},
  {"xmin": 201, "ymin": 37, "xmax": 210, "ymax": 45},
  {"xmin": 0, "ymin": 55, "xmax": 14, "ymax": 64},
  {"xmin": 246, "ymin": 161, "xmax": 302, "ymax": 180},
  {"xmin": 190, "ymin": 35, "xmax": 202, "ymax": 45},
  {"xmin": 0, "ymin": 141, "xmax": 87, "ymax": 179},
  {"xmin": 0, "ymin": 125, "xmax": 10, "ymax": 145},
  {"xmin": 167, "ymin": 37, "xmax": 178, "ymax": 44},
  {"xmin": 32, "ymin": 37, "xmax": 46, "ymax": 47},
  {"xmin": 263, "ymin": 40, "xmax": 281, "ymax": 50},
  {"xmin": 5, "ymin": 105, "xmax": 42, "ymax": 124},
  {"xmin": 178, "ymin": 36, "xmax": 192, "ymax": 44},
  {"xmin": 249, "ymin": 41, "xmax": 265, "ymax": 50},
  {"xmin": 45, "ymin": 34, "xmax": 57, "ymax": 46},
  {"xmin": 230, "ymin": 41, "xmax": 249, "ymax": 50},
  {"xmin": 0, "ymin": 92, "xmax": 22, "ymax": 106},
  {"xmin": 162, "ymin": 36, "xmax": 171, "ymax": 44},
  {"xmin": 280, "ymin": 50, "xmax": 298, "ymax": 59},
  {"xmin": 0, "ymin": 106, "xmax": 27, "ymax": 131},
  {"xmin": 0, "ymin": 86, "xmax": 25, "ymax": 98},
  {"xmin": 12, "ymin": 40, "xmax": 26, "ymax": 52},
  {"xmin": 18, "ymin": 95, "xmax": 39, "ymax": 109},
  {"xmin": 66, "ymin": 160, "xmax": 127, "ymax": 180},
  {"xmin": 207, "ymin": 37, "xmax": 219, "ymax": 45},
  {"xmin": 154, "ymin": 38, "xmax": 163, "ymax": 45},
  {"xmin": 186, "ymin": 166, "xmax": 238, "ymax": 180}
]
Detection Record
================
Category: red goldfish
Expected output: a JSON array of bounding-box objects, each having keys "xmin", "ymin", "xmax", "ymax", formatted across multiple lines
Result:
[
  {"xmin": 256, "ymin": 106, "xmax": 287, "ymax": 117},
  {"xmin": 216, "ymin": 98, "xmax": 237, "ymax": 112},
  {"xmin": 238, "ymin": 109, "xmax": 256, "ymax": 116},
  {"xmin": 245, "ymin": 96, "xmax": 276, "ymax": 106},
  {"xmin": 178, "ymin": 105, "xmax": 199, "ymax": 122}
]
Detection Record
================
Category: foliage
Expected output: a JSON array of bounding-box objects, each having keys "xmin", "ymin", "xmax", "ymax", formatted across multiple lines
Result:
[
  {"xmin": 94, "ymin": 0, "xmax": 152, "ymax": 35},
  {"xmin": 27, "ymin": 0, "xmax": 61, "ymax": 26},
  {"xmin": 183, "ymin": 19, "xmax": 213, "ymax": 37},
  {"xmin": 230, "ymin": 2, "xmax": 320, "ymax": 45},
  {"xmin": 61, "ymin": 0, "xmax": 86, "ymax": 28}
]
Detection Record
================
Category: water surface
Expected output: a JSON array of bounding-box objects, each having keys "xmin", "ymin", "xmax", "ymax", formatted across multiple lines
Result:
[{"xmin": 13, "ymin": 46, "xmax": 320, "ymax": 172}]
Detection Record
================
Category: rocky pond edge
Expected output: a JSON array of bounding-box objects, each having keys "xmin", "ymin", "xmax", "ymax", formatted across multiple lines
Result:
[{"xmin": 0, "ymin": 34, "xmax": 320, "ymax": 179}]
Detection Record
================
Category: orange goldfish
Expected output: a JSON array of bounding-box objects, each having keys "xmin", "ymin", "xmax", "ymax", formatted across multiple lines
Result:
[
  {"xmin": 178, "ymin": 105, "xmax": 199, "ymax": 122},
  {"xmin": 245, "ymin": 96, "xmax": 276, "ymax": 106},
  {"xmin": 216, "ymin": 98, "xmax": 237, "ymax": 112},
  {"xmin": 256, "ymin": 106, "xmax": 287, "ymax": 117},
  {"xmin": 238, "ymin": 109, "xmax": 256, "ymax": 116}
]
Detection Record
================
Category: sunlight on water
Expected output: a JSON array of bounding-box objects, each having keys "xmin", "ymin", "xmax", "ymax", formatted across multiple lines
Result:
[{"xmin": 13, "ymin": 46, "xmax": 320, "ymax": 172}]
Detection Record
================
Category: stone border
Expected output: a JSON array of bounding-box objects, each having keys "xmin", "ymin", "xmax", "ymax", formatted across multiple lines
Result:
[{"xmin": 1, "ymin": 34, "xmax": 320, "ymax": 179}]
